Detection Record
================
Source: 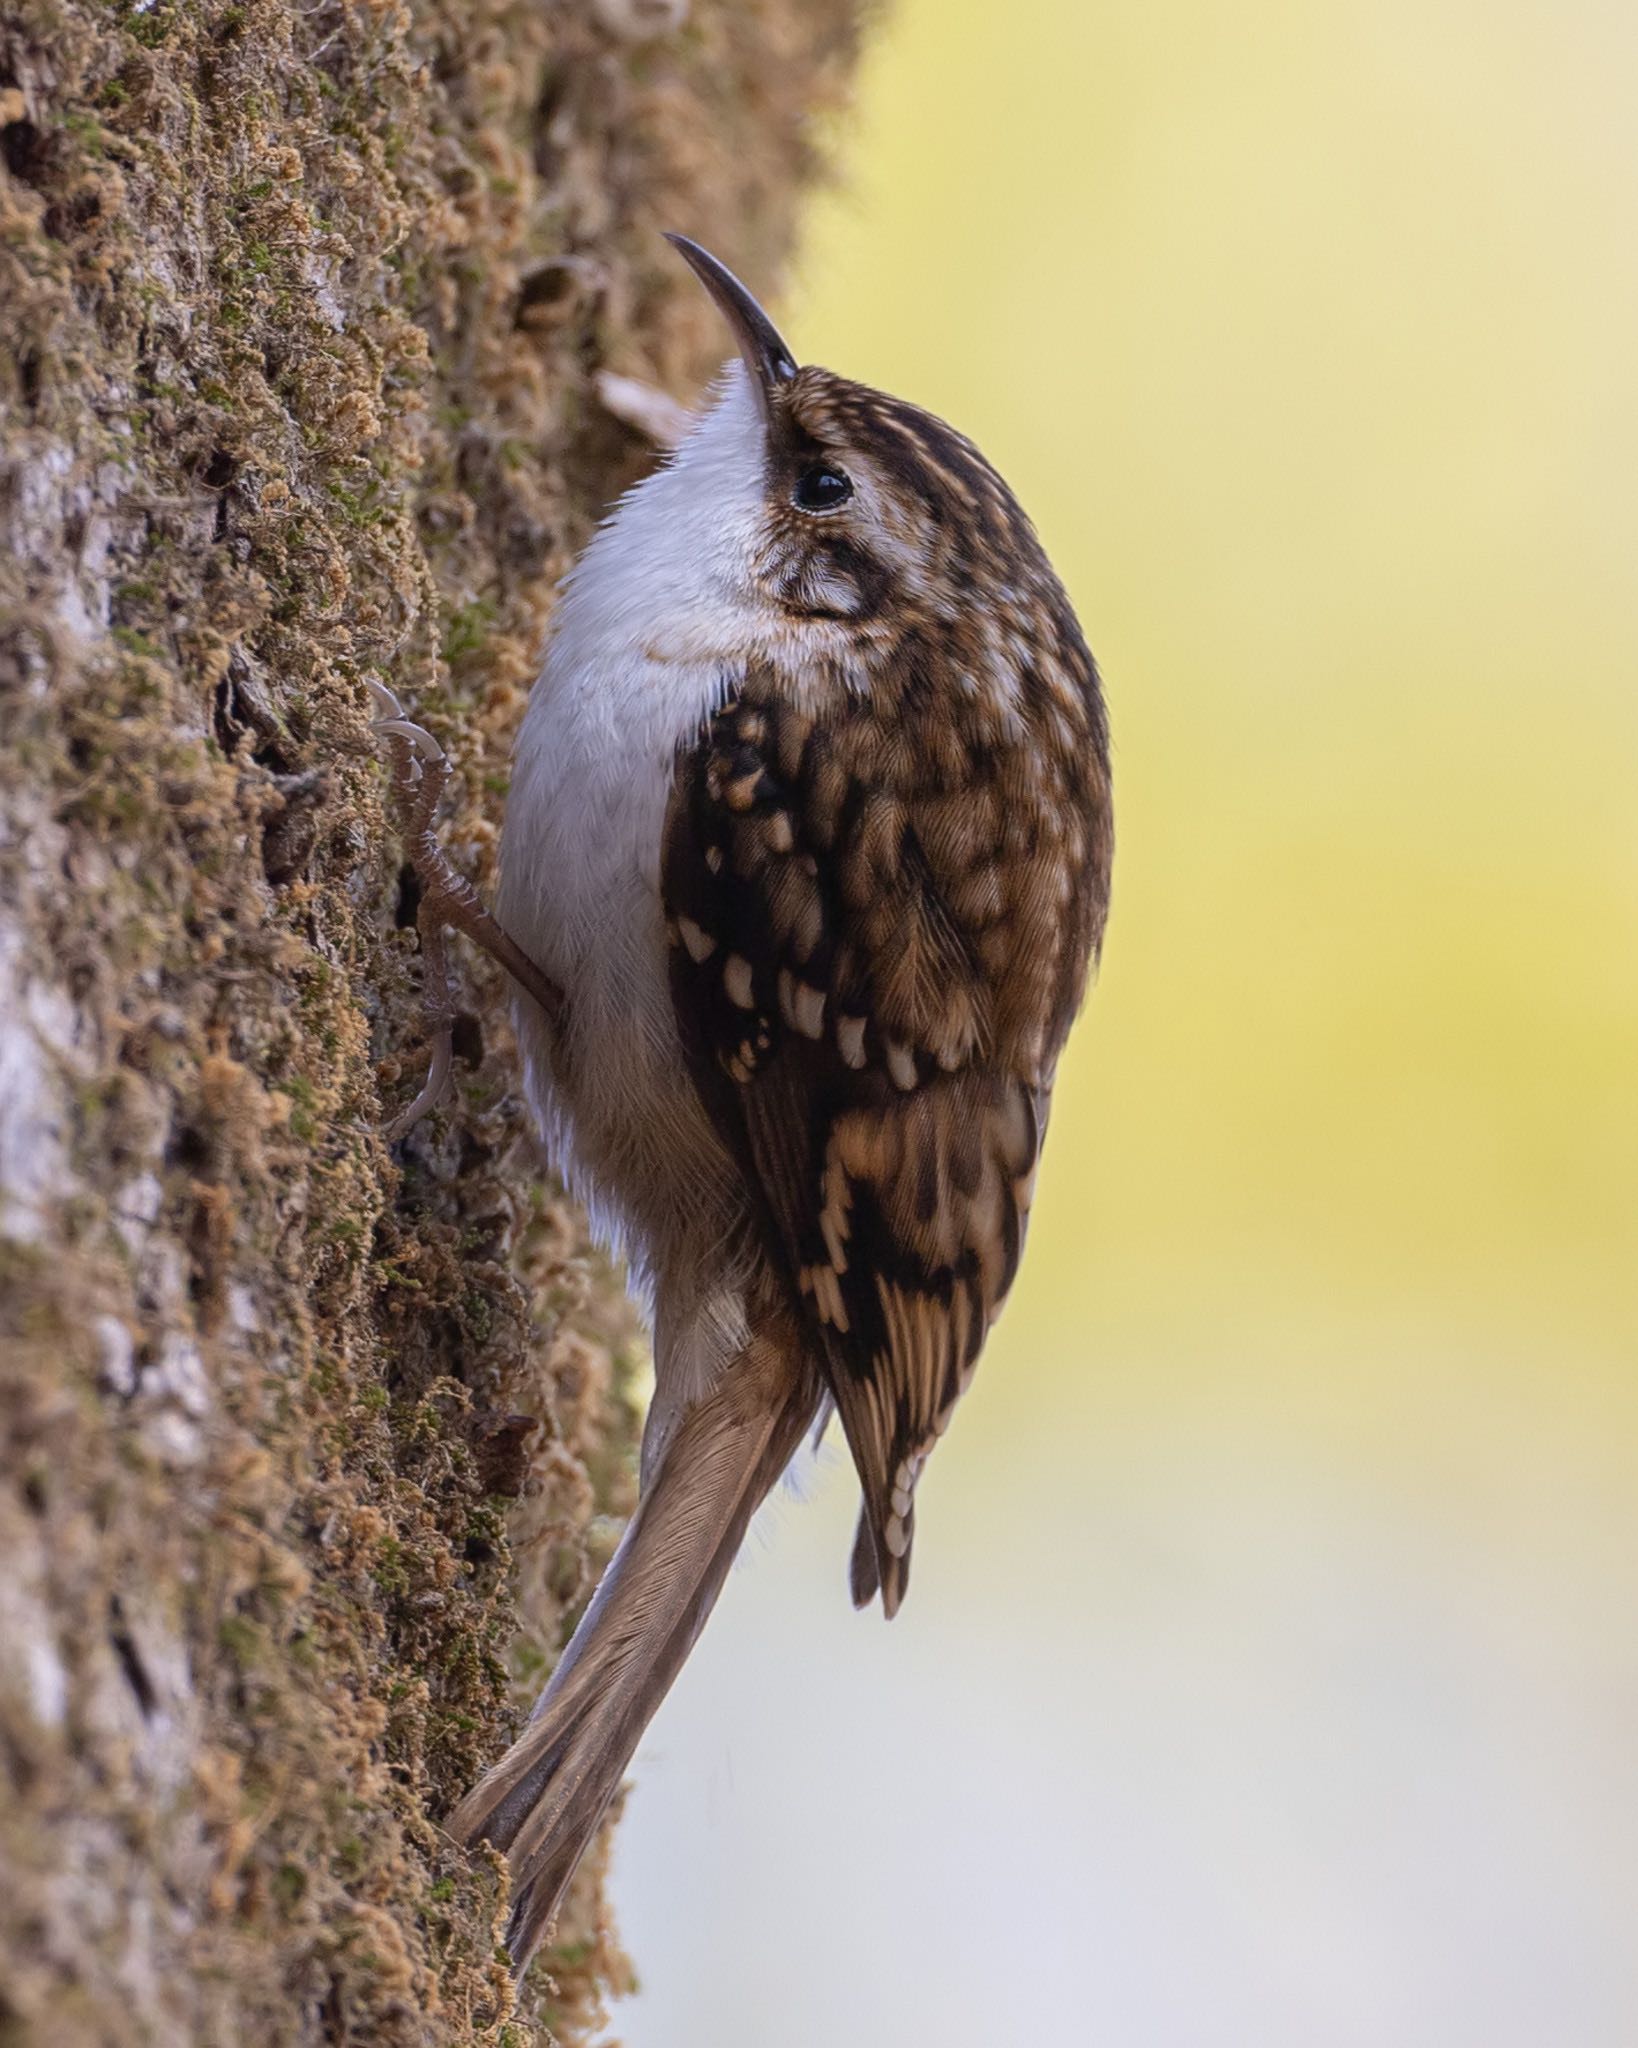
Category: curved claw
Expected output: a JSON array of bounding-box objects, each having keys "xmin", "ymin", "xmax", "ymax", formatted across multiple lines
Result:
[
  {"xmin": 373, "ymin": 715, "xmax": 449, "ymax": 769},
  {"xmin": 385, "ymin": 1033, "xmax": 454, "ymax": 1141},
  {"xmin": 364, "ymin": 675, "xmax": 405, "ymax": 721}
]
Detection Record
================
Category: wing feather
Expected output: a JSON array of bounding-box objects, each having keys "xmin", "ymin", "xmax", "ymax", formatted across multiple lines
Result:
[{"xmin": 663, "ymin": 662, "xmax": 1103, "ymax": 1614}]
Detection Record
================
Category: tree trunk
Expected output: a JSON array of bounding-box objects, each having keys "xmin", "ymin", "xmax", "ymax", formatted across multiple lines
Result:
[{"xmin": 0, "ymin": 3, "xmax": 860, "ymax": 2040}]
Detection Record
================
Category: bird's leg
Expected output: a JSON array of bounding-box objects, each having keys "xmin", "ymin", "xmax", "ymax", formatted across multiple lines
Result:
[{"xmin": 367, "ymin": 680, "xmax": 562, "ymax": 1138}]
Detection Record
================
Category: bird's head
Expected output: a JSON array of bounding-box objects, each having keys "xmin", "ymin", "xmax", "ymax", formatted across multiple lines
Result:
[{"xmin": 645, "ymin": 234, "xmax": 1053, "ymax": 659}]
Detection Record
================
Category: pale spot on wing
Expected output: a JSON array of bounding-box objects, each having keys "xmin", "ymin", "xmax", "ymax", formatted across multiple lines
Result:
[
  {"xmin": 793, "ymin": 980, "xmax": 826, "ymax": 1040},
  {"xmin": 724, "ymin": 953, "xmax": 755, "ymax": 1008},
  {"xmin": 819, "ymin": 1145, "xmax": 852, "ymax": 1273},
  {"xmin": 800, "ymin": 1262, "xmax": 851, "ymax": 1332}
]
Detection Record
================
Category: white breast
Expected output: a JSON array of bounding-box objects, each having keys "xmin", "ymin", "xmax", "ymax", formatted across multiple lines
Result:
[
  {"xmin": 496, "ymin": 365, "xmax": 771, "ymax": 1330},
  {"xmin": 499, "ymin": 634, "xmax": 722, "ymax": 1238}
]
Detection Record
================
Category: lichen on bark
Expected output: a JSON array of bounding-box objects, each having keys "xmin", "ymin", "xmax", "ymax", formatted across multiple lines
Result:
[{"xmin": 0, "ymin": 1, "xmax": 862, "ymax": 2040}]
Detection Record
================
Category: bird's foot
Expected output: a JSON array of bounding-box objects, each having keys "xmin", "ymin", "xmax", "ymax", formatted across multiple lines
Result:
[{"xmin": 366, "ymin": 679, "xmax": 561, "ymax": 1138}]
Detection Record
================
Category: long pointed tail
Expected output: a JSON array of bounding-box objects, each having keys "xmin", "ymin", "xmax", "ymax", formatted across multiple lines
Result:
[{"xmin": 447, "ymin": 1321, "xmax": 820, "ymax": 1973}]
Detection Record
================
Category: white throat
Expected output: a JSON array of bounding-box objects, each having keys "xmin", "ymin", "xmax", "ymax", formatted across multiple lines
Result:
[{"xmin": 547, "ymin": 361, "xmax": 773, "ymax": 687}]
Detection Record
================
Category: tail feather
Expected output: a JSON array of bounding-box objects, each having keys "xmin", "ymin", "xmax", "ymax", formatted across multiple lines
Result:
[
  {"xmin": 446, "ymin": 1323, "xmax": 820, "ymax": 1973},
  {"xmin": 847, "ymin": 1493, "xmax": 914, "ymax": 1617}
]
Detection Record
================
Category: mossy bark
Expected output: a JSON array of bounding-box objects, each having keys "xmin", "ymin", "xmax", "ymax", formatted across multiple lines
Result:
[{"xmin": 0, "ymin": 2, "xmax": 861, "ymax": 2040}]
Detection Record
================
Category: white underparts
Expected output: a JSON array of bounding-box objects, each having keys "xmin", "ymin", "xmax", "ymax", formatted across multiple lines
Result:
[{"xmin": 496, "ymin": 366, "xmax": 808, "ymax": 1429}]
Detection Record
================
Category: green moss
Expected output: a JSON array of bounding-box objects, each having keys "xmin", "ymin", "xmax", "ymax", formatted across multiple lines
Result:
[
  {"xmin": 109, "ymin": 625, "xmax": 161, "ymax": 658},
  {"xmin": 124, "ymin": 8, "xmax": 174, "ymax": 48},
  {"xmin": 218, "ymin": 1614, "xmax": 265, "ymax": 1666},
  {"xmin": 441, "ymin": 596, "xmax": 498, "ymax": 665},
  {"xmin": 0, "ymin": 0, "xmax": 863, "ymax": 2038}
]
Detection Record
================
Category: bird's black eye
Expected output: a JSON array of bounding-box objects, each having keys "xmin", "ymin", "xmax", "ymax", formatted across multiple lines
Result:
[{"xmin": 792, "ymin": 464, "xmax": 853, "ymax": 513}]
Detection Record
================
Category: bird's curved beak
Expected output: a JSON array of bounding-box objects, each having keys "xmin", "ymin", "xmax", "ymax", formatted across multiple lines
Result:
[{"xmin": 665, "ymin": 233, "xmax": 798, "ymax": 419}]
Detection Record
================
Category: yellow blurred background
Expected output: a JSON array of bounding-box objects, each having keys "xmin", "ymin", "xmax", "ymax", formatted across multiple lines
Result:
[{"xmin": 612, "ymin": 3, "xmax": 1638, "ymax": 2040}]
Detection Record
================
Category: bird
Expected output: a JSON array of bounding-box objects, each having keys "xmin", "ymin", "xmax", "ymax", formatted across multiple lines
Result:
[{"xmin": 370, "ymin": 233, "xmax": 1113, "ymax": 1973}]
